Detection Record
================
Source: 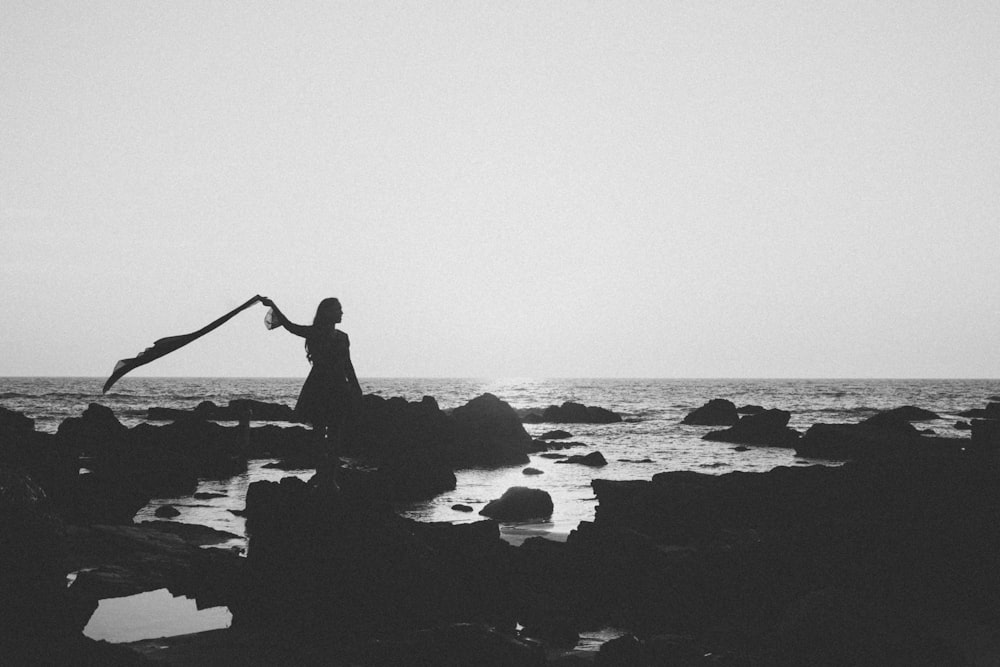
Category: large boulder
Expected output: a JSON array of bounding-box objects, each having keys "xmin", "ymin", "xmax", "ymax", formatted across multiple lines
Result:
[
  {"xmin": 451, "ymin": 394, "xmax": 533, "ymax": 467},
  {"xmin": 681, "ymin": 399, "xmax": 738, "ymax": 426},
  {"xmin": 702, "ymin": 409, "xmax": 800, "ymax": 447},
  {"xmin": 480, "ymin": 487, "xmax": 554, "ymax": 521}
]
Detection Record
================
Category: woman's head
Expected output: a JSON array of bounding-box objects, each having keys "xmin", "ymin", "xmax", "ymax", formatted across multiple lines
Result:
[{"xmin": 313, "ymin": 298, "xmax": 343, "ymax": 327}]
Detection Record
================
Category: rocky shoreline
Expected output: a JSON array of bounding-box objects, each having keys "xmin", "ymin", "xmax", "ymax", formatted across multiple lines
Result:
[{"xmin": 2, "ymin": 394, "xmax": 1000, "ymax": 664}]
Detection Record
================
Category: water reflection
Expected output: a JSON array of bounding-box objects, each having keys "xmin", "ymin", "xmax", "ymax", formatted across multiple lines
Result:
[{"xmin": 82, "ymin": 588, "xmax": 231, "ymax": 643}]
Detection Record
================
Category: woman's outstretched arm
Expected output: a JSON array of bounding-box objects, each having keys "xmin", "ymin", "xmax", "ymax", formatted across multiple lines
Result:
[{"xmin": 260, "ymin": 298, "xmax": 312, "ymax": 338}]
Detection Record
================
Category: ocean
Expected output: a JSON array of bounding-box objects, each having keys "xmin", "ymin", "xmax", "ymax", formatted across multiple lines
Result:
[{"xmin": 5, "ymin": 376, "xmax": 999, "ymax": 643}]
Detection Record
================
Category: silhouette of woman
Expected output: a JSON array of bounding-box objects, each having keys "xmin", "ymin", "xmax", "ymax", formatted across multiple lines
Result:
[{"xmin": 261, "ymin": 297, "xmax": 362, "ymax": 464}]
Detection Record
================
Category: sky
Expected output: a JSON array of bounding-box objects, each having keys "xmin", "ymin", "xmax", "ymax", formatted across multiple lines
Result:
[{"xmin": 2, "ymin": 1, "xmax": 999, "ymax": 379}]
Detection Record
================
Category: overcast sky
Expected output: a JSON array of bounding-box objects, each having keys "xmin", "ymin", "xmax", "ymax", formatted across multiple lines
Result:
[{"xmin": 3, "ymin": 2, "xmax": 998, "ymax": 379}]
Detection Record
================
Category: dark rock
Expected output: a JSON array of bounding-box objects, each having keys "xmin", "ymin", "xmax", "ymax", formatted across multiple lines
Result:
[
  {"xmin": 873, "ymin": 405, "xmax": 941, "ymax": 421},
  {"xmin": 540, "ymin": 429, "xmax": 573, "ymax": 440},
  {"xmin": 521, "ymin": 616, "xmax": 580, "ymax": 647},
  {"xmin": 796, "ymin": 414, "xmax": 922, "ymax": 460},
  {"xmin": 56, "ymin": 402, "xmax": 128, "ymax": 457},
  {"xmin": 618, "ymin": 458, "xmax": 653, "ymax": 463},
  {"xmin": 149, "ymin": 400, "xmax": 295, "ymax": 422},
  {"xmin": 597, "ymin": 634, "xmax": 642, "ymax": 666},
  {"xmin": 733, "ymin": 446, "xmax": 750, "ymax": 452},
  {"xmin": 0, "ymin": 405, "xmax": 35, "ymax": 437},
  {"xmin": 702, "ymin": 409, "xmax": 800, "ymax": 447},
  {"xmin": 556, "ymin": 452, "xmax": 608, "ymax": 467},
  {"xmin": 480, "ymin": 487, "xmax": 553, "ymax": 521},
  {"xmin": 955, "ymin": 421, "xmax": 972, "ymax": 430},
  {"xmin": 140, "ymin": 520, "xmax": 240, "ymax": 546},
  {"xmin": 367, "ymin": 623, "xmax": 546, "ymax": 666},
  {"xmin": 682, "ymin": 399, "xmax": 738, "ymax": 426},
  {"xmin": 154, "ymin": 504, "xmax": 181, "ymax": 518},
  {"xmin": 539, "ymin": 453, "xmax": 568, "ymax": 459},
  {"xmin": 193, "ymin": 492, "xmax": 227, "ymax": 499},
  {"xmin": 765, "ymin": 588, "xmax": 967, "ymax": 667},
  {"xmin": 523, "ymin": 467, "xmax": 544, "ymax": 475},
  {"xmin": 452, "ymin": 504, "xmax": 474, "ymax": 512},
  {"xmin": 958, "ymin": 402, "xmax": 1000, "ymax": 420},
  {"xmin": 235, "ymin": 472, "xmax": 519, "ymax": 648},
  {"xmin": 971, "ymin": 420, "xmax": 1000, "ymax": 451},
  {"xmin": 536, "ymin": 402, "xmax": 622, "ymax": 424},
  {"xmin": 646, "ymin": 634, "xmax": 705, "ymax": 665},
  {"xmin": 451, "ymin": 394, "xmax": 533, "ymax": 467},
  {"xmin": 737, "ymin": 404, "xmax": 765, "ymax": 415}
]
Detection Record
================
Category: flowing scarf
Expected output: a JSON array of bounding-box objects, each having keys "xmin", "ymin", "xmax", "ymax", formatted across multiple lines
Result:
[{"xmin": 103, "ymin": 295, "xmax": 267, "ymax": 393}]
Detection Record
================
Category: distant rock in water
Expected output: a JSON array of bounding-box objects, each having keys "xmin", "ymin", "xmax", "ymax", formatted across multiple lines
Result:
[
  {"xmin": 451, "ymin": 504, "xmax": 474, "ymax": 512},
  {"xmin": 737, "ymin": 405, "xmax": 765, "ymax": 415},
  {"xmin": 955, "ymin": 421, "xmax": 972, "ymax": 431},
  {"xmin": 796, "ymin": 413, "xmax": 964, "ymax": 461},
  {"xmin": 539, "ymin": 429, "xmax": 572, "ymax": 440},
  {"xmin": 148, "ymin": 399, "xmax": 295, "ymax": 422},
  {"xmin": 555, "ymin": 451, "xmax": 608, "ymax": 467},
  {"xmin": 480, "ymin": 486, "xmax": 553, "ymax": 521},
  {"xmin": 702, "ymin": 409, "xmax": 800, "ymax": 447},
  {"xmin": 523, "ymin": 402, "xmax": 621, "ymax": 424},
  {"xmin": 154, "ymin": 504, "xmax": 180, "ymax": 518},
  {"xmin": 522, "ymin": 467, "xmax": 544, "ymax": 475},
  {"xmin": 870, "ymin": 406, "xmax": 941, "ymax": 421},
  {"xmin": 682, "ymin": 399, "xmax": 738, "ymax": 426},
  {"xmin": 958, "ymin": 402, "xmax": 1000, "ymax": 420}
]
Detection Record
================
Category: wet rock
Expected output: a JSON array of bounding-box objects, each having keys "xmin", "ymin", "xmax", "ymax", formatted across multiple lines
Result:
[
  {"xmin": 154, "ymin": 504, "xmax": 180, "ymax": 518},
  {"xmin": 539, "ymin": 453, "xmax": 569, "ymax": 459},
  {"xmin": 148, "ymin": 399, "xmax": 295, "ymax": 422},
  {"xmin": 451, "ymin": 394, "xmax": 533, "ymax": 467},
  {"xmin": 598, "ymin": 634, "xmax": 642, "ymax": 666},
  {"xmin": 872, "ymin": 405, "xmax": 941, "ymax": 421},
  {"xmin": 556, "ymin": 452, "xmax": 608, "ymax": 467},
  {"xmin": 682, "ymin": 399, "xmax": 738, "ymax": 426},
  {"xmin": 235, "ymin": 472, "xmax": 518, "ymax": 647},
  {"xmin": 737, "ymin": 404, "xmax": 765, "ymax": 415},
  {"xmin": 702, "ymin": 409, "xmax": 800, "ymax": 447},
  {"xmin": 540, "ymin": 429, "xmax": 573, "ymax": 440},
  {"xmin": 765, "ymin": 588, "xmax": 966, "ymax": 667},
  {"xmin": 480, "ymin": 487, "xmax": 554, "ymax": 521},
  {"xmin": 452, "ymin": 504, "xmax": 474, "ymax": 512},
  {"xmin": 971, "ymin": 420, "xmax": 1000, "ymax": 451},
  {"xmin": 530, "ymin": 402, "xmax": 622, "ymax": 424},
  {"xmin": 523, "ymin": 467, "xmax": 544, "ymax": 475},
  {"xmin": 366, "ymin": 623, "xmax": 546, "ymax": 666},
  {"xmin": 955, "ymin": 421, "xmax": 972, "ymax": 430},
  {"xmin": 796, "ymin": 414, "xmax": 922, "ymax": 460},
  {"xmin": 958, "ymin": 402, "xmax": 1000, "ymax": 420},
  {"xmin": 193, "ymin": 492, "xmax": 227, "ymax": 499}
]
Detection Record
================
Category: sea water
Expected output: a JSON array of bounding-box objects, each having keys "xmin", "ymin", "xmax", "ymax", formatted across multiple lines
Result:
[{"xmin": 4, "ymin": 376, "xmax": 999, "ymax": 642}]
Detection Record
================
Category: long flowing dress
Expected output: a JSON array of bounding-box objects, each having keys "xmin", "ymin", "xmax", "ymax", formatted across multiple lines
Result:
[{"xmin": 294, "ymin": 328, "xmax": 354, "ymax": 429}]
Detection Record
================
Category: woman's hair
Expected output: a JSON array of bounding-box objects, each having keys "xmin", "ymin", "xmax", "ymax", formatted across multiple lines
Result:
[
  {"xmin": 313, "ymin": 298, "xmax": 342, "ymax": 326},
  {"xmin": 305, "ymin": 298, "xmax": 341, "ymax": 363}
]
